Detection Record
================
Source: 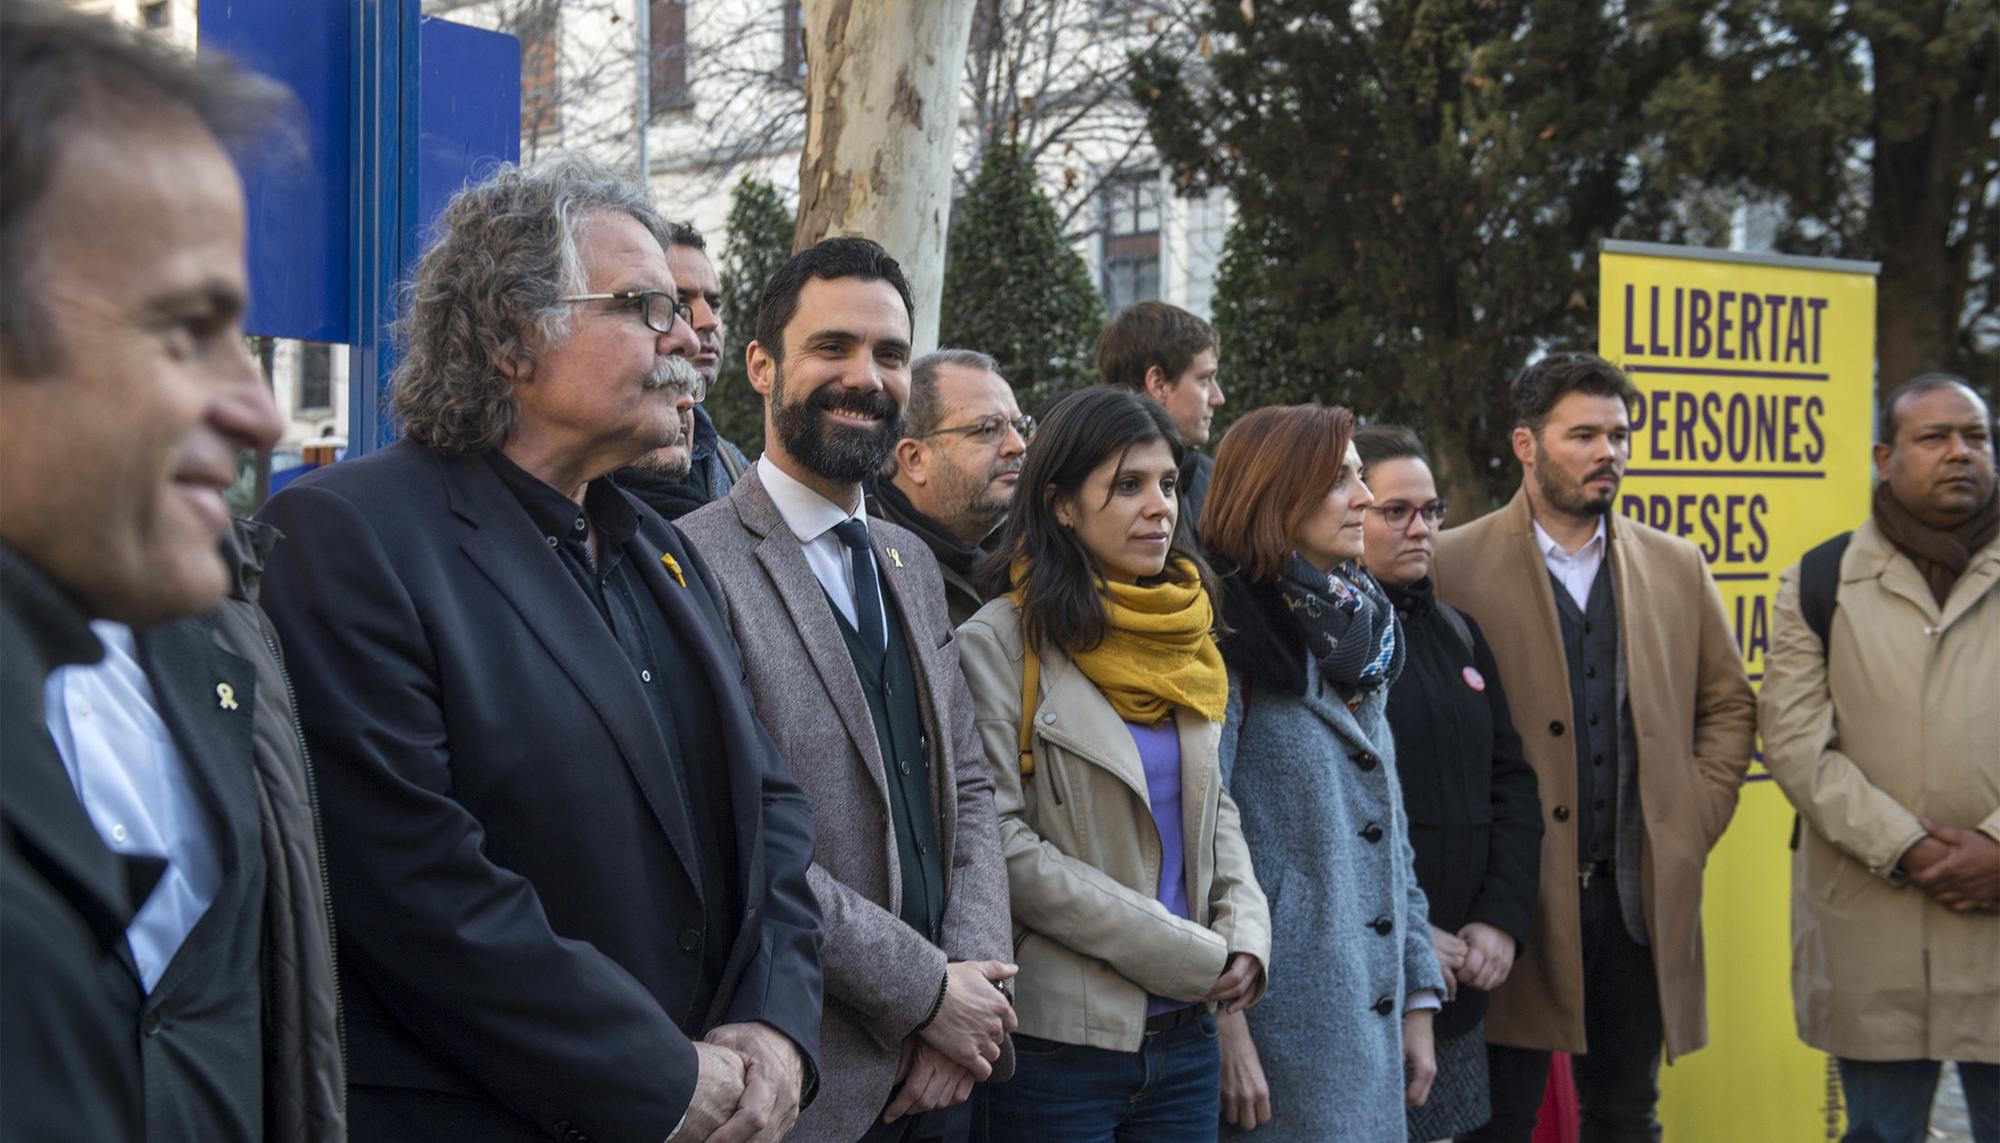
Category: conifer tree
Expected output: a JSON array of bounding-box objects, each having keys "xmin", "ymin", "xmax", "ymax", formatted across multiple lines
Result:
[
  {"xmin": 710, "ymin": 176, "xmax": 794, "ymax": 456},
  {"xmin": 941, "ymin": 140, "xmax": 1104, "ymax": 409}
]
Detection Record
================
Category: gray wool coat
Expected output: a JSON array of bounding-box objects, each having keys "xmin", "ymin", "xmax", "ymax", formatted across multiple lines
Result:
[
  {"xmin": 680, "ymin": 469, "xmax": 1014, "ymax": 1142},
  {"xmin": 1218, "ymin": 659, "xmax": 1445, "ymax": 1143}
]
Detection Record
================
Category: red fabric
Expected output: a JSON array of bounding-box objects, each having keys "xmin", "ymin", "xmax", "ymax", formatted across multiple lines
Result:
[{"xmin": 1532, "ymin": 1053, "xmax": 1580, "ymax": 1143}]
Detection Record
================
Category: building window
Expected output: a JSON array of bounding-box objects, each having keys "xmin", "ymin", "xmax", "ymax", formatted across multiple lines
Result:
[
  {"xmin": 519, "ymin": 5, "xmax": 561, "ymax": 138},
  {"xmin": 142, "ymin": 1, "xmax": 170, "ymax": 29},
  {"xmin": 298, "ymin": 344, "xmax": 332, "ymax": 412},
  {"xmin": 650, "ymin": 0, "xmax": 690, "ymax": 110},
  {"xmin": 779, "ymin": 0, "xmax": 806, "ymax": 85},
  {"xmin": 1101, "ymin": 172, "xmax": 1161, "ymax": 316}
]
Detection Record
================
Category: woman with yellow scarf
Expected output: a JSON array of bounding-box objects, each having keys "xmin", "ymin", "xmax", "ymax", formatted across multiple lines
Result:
[{"xmin": 957, "ymin": 387, "xmax": 1271, "ymax": 1142}]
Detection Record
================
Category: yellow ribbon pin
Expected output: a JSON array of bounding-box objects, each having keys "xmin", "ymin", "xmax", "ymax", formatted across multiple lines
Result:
[
  {"xmin": 215, "ymin": 683, "xmax": 240, "ymax": 711},
  {"xmin": 660, "ymin": 552, "xmax": 687, "ymax": 588},
  {"xmin": 886, "ymin": 547, "xmax": 903, "ymax": 569}
]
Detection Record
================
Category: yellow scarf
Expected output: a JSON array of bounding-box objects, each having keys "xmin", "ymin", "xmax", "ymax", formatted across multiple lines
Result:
[{"xmin": 1012, "ymin": 556, "xmax": 1228, "ymax": 724}]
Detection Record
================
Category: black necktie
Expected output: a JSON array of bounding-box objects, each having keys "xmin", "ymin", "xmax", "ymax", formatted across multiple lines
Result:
[{"xmin": 831, "ymin": 518, "xmax": 886, "ymax": 652}]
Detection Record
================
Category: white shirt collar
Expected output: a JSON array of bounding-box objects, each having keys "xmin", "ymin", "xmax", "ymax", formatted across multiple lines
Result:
[
  {"xmin": 1532, "ymin": 515, "xmax": 1607, "ymax": 562},
  {"xmin": 757, "ymin": 453, "xmax": 867, "ymax": 544}
]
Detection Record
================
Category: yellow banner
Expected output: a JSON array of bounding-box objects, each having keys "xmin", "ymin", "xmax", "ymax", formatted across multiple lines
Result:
[{"xmin": 1597, "ymin": 241, "xmax": 1877, "ymax": 1141}]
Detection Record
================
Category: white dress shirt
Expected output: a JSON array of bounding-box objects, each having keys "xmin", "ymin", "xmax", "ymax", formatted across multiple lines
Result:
[
  {"xmin": 42, "ymin": 620, "xmax": 222, "ymax": 993},
  {"xmin": 1533, "ymin": 516, "xmax": 1609, "ymax": 610},
  {"xmin": 757, "ymin": 454, "xmax": 888, "ymax": 646}
]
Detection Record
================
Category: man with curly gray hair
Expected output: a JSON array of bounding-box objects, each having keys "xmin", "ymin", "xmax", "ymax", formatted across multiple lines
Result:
[{"xmin": 256, "ymin": 155, "xmax": 825, "ymax": 1143}]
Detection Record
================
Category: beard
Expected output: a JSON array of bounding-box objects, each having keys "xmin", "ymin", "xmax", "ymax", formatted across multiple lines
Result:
[
  {"xmin": 933, "ymin": 451, "xmax": 1021, "ymax": 537},
  {"xmin": 1533, "ymin": 441, "xmax": 1621, "ymax": 517},
  {"xmin": 769, "ymin": 363, "xmax": 904, "ymax": 483}
]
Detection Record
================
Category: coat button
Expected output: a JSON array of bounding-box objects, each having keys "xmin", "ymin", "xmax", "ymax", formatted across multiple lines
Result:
[
  {"xmin": 1369, "ymin": 916, "xmax": 1393, "ymax": 936},
  {"xmin": 678, "ymin": 929, "xmax": 700, "ymax": 952},
  {"xmin": 1549, "ymin": 720, "xmax": 1565, "ymax": 736},
  {"xmin": 142, "ymin": 1011, "xmax": 164, "ymax": 1037},
  {"xmin": 1355, "ymin": 751, "xmax": 1379, "ymax": 772},
  {"xmin": 1360, "ymin": 823, "xmax": 1384, "ymax": 844},
  {"xmin": 1553, "ymin": 804, "xmax": 1571, "ymax": 823},
  {"xmin": 1372, "ymin": 996, "xmax": 1394, "ymax": 1016},
  {"xmin": 898, "ymin": 760, "xmax": 911, "ymax": 776}
]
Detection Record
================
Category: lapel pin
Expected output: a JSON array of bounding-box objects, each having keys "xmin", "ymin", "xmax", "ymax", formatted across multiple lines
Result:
[
  {"xmin": 215, "ymin": 683, "xmax": 240, "ymax": 711},
  {"xmin": 660, "ymin": 552, "xmax": 687, "ymax": 588},
  {"xmin": 886, "ymin": 547, "xmax": 903, "ymax": 569}
]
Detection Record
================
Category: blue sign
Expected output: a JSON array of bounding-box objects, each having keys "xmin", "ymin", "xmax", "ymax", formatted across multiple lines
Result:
[{"xmin": 198, "ymin": 0, "xmax": 519, "ymax": 453}]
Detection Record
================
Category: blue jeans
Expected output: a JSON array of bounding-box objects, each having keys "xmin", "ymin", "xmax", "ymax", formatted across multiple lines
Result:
[
  {"xmin": 973, "ymin": 1012, "xmax": 1220, "ymax": 1143},
  {"xmin": 1839, "ymin": 1059, "xmax": 1999, "ymax": 1143}
]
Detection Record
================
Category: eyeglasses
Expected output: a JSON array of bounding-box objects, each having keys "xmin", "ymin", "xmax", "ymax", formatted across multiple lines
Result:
[
  {"xmin": 917, "ymin": 413, "xmax": 1036, "ymax": 446},
  {"xmin": 555, "ymin": 290, "xmax": 695, "ymax": 336},
  {"xmin": 1367, "ymin": 500, "xmax": 1449, "ymax": 529}
]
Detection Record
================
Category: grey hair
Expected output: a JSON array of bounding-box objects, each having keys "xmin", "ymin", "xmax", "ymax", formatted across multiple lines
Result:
[
  {"xmin": 906, "ymin": 348, "xmax": 1002, "ymax": 438},
  {"xmin": 1, "ymin": 0, "xmax": 291, "ymax": 375},
  {"xmin": 390, "ymin": 153, "xmax": 674, "ymax": 455}
]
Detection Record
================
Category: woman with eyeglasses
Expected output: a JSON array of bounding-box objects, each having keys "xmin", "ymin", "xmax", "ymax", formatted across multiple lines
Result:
[
  {"xmin": 1198, "ymin": 405, "xmax": 1445, "ymax": 1142},
  {"xmin": 1353, "ymin": 425, "xmax": 1543, "ymax": 1142},
  {"xmin": 957, "ymin": 387, "xmax": 1270, "ymax": 1142}
]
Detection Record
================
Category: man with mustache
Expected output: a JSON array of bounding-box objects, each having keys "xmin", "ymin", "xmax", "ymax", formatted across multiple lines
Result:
[
  {"xmin": 1, "ymin": 7, "xmax": 341, "ymax": 1140},
  {"xmin": 864, "ymin": 349, "xmax": 1029, "ymax": 626},
  {"xmin": 619, "ymin": 223, "xmax": 753, "ymax": 519},
  {"xmin": 1434, "ymin": 352, "xmax": 1754, "ymax": 1142},
  {"xmin": 682, "ymin": 238, "xmax": 1015, "ymax": 1143},
  {"xmin": 1761, "ymin": 374, "xmax": 1997, "ymax": 1143},
  {"xmin": 255, "ymin": 156, "xmax": 824, "ymax": 1143}
]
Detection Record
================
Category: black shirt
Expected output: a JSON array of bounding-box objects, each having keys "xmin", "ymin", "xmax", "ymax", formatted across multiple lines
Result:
[{"xmin": 485, "ymin": 452, "xmax": 741, "ymax": 1023}]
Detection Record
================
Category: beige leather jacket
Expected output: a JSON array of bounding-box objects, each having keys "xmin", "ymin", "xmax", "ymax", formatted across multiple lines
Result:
[{"xmin": 957, "ymin": 598, "xmax": 1270, "ymax": 1052}]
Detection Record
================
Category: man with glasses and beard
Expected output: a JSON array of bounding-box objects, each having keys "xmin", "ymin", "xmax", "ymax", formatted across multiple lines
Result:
[
  {"xmin": 1433, "ymin": 352, "xmax": 1754, "ymax": 1142},
  {"xmin": 254, "ymin": 157, "xmax": 823, "ymax": 1143},
  {"xmin": 682, "ymin": 239, "xmax": 1015, "ymax": 1143},
  {"xmin": 864, "ymin": 349, "xmax": 1029, "ymax": 626}
]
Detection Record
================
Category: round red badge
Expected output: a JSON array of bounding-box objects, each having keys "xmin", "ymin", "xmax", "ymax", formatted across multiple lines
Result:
[{"xmin": 1462, "ymin": 666, "xmax": 1486, "ymax": 692}]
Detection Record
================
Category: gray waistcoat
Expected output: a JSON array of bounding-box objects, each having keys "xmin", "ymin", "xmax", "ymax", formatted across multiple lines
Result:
[{"xmin": 1548, "ymin": 568, "xmax": 1647, "ymax": 946}]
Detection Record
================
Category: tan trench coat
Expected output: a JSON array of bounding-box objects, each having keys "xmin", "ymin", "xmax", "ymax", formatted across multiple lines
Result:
[
  {"xmin": 1760, "ymin": 519, "xmax": 2000, "ymax": 1063},
  {"xmin": 957, "ymin": 598, "xmax": 1272, "ymax": 1052},
  {"xmin": 1434, "ymin": 489, "xmax": 1756, "ymax": 1060}
]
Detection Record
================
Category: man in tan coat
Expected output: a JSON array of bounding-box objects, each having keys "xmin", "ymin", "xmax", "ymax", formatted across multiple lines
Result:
[
  {"xmin": 1436, "ymin": 353, "xmax": 1755, "ymax": 1142},
  {"xmin": 1761, "ymin": 373, "xmax": 1998, "ymax": 1143}
]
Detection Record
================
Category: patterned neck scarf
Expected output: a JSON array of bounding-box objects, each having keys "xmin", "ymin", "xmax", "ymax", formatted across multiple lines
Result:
[{"xmin": 1277, "ymin": 554, "xmax": 1402, "ymax": 693}]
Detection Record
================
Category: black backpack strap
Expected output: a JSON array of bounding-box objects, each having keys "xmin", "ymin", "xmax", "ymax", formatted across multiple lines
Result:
[
  {"xmin": 1799, "ymin": 531, "xmax": 1853, "ymax": 659},
  {"xmin": 1435, "ymin": 601, "xmax": 1476, "ymax": 662},
  {"xmin": 1788, "ymin": 530, "xmax": 1853, "ymax": 852}
]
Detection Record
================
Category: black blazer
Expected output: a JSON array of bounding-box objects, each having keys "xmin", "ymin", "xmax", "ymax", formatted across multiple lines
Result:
[
  {"xmin": 123, "ymin": 614, "xmax": 269, "ymax": 1143},
  {"xmin": 256, "ymin": 440, "xmax": 823, "ymax": 1142},
  {"xmin": 1, "ymin": 546, "xmax": 147, "ymax": 1143},
  {"xmin": 1383, "ymin": 579, "xmax": 1543, "ymax": 1039}
]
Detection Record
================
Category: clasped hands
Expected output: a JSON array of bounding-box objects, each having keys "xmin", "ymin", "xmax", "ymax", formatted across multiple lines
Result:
[
  {"xmin": 1430, "ymin": 921, "xmax": 1516, "ymax": 999},
  {"xmin": 884, "ymin": 959, "xmax": 1018, "ymax": 1124},
  {"xmin": 671, "ymin": 1022, "xmax": 807, "ymax": 1143},
  {"xmin": 1901, "ymin": 817, "xmax": 2000, "ymax": 914}
]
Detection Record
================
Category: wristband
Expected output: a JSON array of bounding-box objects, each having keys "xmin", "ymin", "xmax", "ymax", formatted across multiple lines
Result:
[{"xmin": 914, "ymin": 969, "xmax": 948, "ymax": 1032}]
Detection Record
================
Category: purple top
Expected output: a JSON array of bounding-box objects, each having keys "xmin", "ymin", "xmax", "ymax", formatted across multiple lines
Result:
[{"xmin": 1128, "ymin": 717, "xmax": 1192, "ymax": 1017}]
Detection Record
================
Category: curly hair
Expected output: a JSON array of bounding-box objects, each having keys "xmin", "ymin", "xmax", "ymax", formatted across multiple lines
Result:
[{"xmin": 389, "ymin": 153, "xmax": 674, "ymax": 455}]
